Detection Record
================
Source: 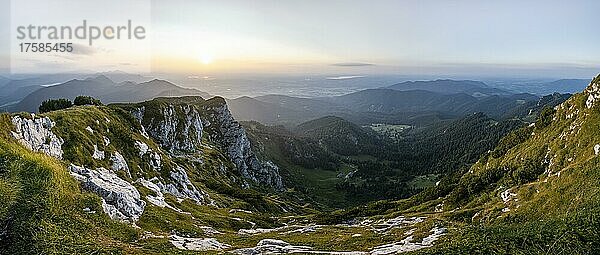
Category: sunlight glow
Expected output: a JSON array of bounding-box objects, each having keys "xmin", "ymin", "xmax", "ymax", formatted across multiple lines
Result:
[{"xmin": 199, "ymin": 53, "xmax": 213, "ymax": 65}]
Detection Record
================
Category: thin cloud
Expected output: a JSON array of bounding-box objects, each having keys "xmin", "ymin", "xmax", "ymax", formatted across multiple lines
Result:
[
  {"xmin": 326, "ymin": 75, "xmax": 365, "ymax": 80},
  {"xmin": 332, "ymin": 62, "xmax": 374, "ymax": 67}
]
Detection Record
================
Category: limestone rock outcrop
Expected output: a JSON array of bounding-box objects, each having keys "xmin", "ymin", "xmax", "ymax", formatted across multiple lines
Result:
[
  {"xmin": 11, "ymin": 115, "xmax": 64, "ymax": 159},
  {"xmin": 69, "ymin": 164, "xmax": 146, "ymax": 222}
]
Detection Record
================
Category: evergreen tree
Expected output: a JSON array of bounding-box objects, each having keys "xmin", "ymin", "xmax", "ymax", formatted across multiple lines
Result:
[{"xmin": 39, "ymin": 98, "xmax": 72, "ymax": 113}]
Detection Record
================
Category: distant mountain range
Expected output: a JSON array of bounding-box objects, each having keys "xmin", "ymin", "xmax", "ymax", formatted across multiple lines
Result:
[
  {"xmin": 228, "ymin": 88, "xmax": 558, "ymax": 127},
  {"xmin": 12, "ymin": 75, "xmax": 210, "ymax": 112},
  {"xmin": 537, "ymin": 79, "xmax": 590, "ymax": 94},
  {"xmin": 329, "ymin": 89, "xmax": 538, "ymax": 116},
  {"xmin": 1, "ymin": 74, "xmax": 579, "ymax": 123},
  {"xmin": 0, "ymin": 76, "xmax": 9, "ymax": 87},
  {"xmin": 0, "ymin": 72, "xmax": 153, "ymax": 110},
  {"xmin": 486, "ymin": 78, "xmax": 590, "ymax": 95},
  {"xmin": 386, "ymin": 79, "xmax": 511, "ymax": 97}
]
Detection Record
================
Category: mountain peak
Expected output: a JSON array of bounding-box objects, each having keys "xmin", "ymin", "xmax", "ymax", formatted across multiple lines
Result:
[
  {"xmin": 86, "ymin": 74, "xmax": 114, "ymax": 84},
  {"xmin": 146, "ymin": 78, "xmax": 170, "ymax": 84}
]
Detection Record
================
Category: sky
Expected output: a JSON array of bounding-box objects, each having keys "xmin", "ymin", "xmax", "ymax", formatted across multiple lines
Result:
[{"xmin": 1, "ymin": 0, "xmax": 599, "ymax": 78}]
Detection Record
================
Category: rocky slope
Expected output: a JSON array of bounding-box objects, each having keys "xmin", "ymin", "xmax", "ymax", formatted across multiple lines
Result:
[
  {"xmin": 4, "ymin": 96, "xmax": 289, "ymax": 223},
  {"xmin": 120, "ymin": 96, "xmax": 284, "ymax": 191},
  {"xmin": 1, "ymin": 95, "xmax": 452, "ymax": 254}
]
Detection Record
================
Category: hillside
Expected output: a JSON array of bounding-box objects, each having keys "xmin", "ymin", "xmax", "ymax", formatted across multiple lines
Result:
[
  {"xmin": 318, "ymin": 75, "xmax": 600, "ymax": 254},
  {"xmin": 227, "ymin": 96, "xmax": 322, "ymax": 127},
  {"xmin": 241, "ymin": 113, "xmax": 525, "ymax": 207},
  {"xmin": 294, "ymin": 116, "xmax": 384, "ymax": 156},
  {"xmin": 0, "ymin": 96, "xmax": 307, "ymax": 254},
  {"xmin": 411, "ymin": 75, "xmax": 600, "ymax": 253}
]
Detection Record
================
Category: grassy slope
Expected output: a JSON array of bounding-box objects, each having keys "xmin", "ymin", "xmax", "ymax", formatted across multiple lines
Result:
[
  {"xmin": 0, "ymin": 113, "xmax": 141, "ymax": 254},
  {"xmin": 406, "ymin": 76, "xmax": 600, "ymax": 254},
  {"xmin": 310, "ymin": 76, "xmax": 600, "ymax": 254},
  {"xmin": 0, "ymin": 105, "xmax": 306, "ymax": 254}
]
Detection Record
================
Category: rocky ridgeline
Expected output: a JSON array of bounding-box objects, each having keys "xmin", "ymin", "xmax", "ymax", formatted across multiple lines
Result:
[
  {"xmin": 131, "ymin": 97, "xmax": 284, "ymax": 191},
  {"xmin": 200, "ymin": 98, "xmax": 284, "ymax": 191},
  {"xmin": 9, "ymin": 97, "xmax": 284, "ymax": 222}
]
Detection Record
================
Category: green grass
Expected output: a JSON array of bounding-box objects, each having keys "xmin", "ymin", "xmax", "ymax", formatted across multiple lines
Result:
[
  {"xmin": 396, "ymin": 77, "xmax": 600, "ymax": 253},
  {"xmin": 0, "ymin": 113, "xmax": 140, "ymax": 254},
  {"xmin": 408, "ymin": 174, "xmax": 440, "ymax": 189},
  {"xmin": 367, "ymin": 123, "xmax": 412, "ymax": 139},
  {"xmin": 409, "ymin": 211, "xmax": 600, "ymax": 255}
]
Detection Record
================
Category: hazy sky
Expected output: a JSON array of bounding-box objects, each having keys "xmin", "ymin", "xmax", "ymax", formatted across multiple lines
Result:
[{"xmin": 2, "ymin": 0, "xmax": 599, "ymax": 78}]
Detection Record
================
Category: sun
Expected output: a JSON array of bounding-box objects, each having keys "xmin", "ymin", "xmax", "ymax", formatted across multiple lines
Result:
[{"xmin": 199, "ymin": 53, "xmax": 213, "ymax": 65}]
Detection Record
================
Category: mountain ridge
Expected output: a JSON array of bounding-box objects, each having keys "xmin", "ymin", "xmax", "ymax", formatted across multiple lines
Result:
[
  {"xmin": 386, "ymin": 79, "xmax": 511, "ymax": 96},
  {"xmin": 13, "ymin": 76, "xmax": 210, "ymax": 112}
]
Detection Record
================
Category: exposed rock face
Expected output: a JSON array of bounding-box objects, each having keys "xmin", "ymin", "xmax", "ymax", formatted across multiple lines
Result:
[
  {"xmin": 370, "ymin": 227, "xmax": 447, "ymax": 254},
  {"xmin": 233, "ymin": 227, "xmax": 446, "ymax": 255},
  {"xmin": 11, "ymin": 115, "xmax": 64, "ymax": 159},
  {"xmin": 135, "ymin": 140, "xmax": 150, "ymax": 156},
  {"xmin": 92, "ymin": 144, "xmax": 105, "ymax": 160},
  {"xmin": 69, "ymin": 164, "xmax": 145, "ymax": 222},
  {"xmin": 140, "ymin": 172, "xmax": 212, "ymax": 208},
  {"xmin": 232, "ymin": 214, "xmax": 445, "ymax": 255},
  {"xmin": 132, "ymin": 105, "xmax": 203, "ymax": 152},
  {"xmin": 169, "ymin": 235, "xmax": 231, "ymax": 251},
  {"xmin": 139, "ymin": 178, "xmax": 181, "ymax": 211},
  {"xmin": 585, "ymin": 79, "xmax": 600, "ymax": 109},
  {"xmin": 158, "ymin": 166, "xmax": 211, "ymax": 204},
  {"xmin": 232, "ymin": 239, "xmax": 314, "ymax": 255},
  {"xmin": 111, "ymin": 151, "xmax": 131, "ymax": 178},
  {"xmin": 134, "ymin": 140, "xmax": 161, "ymax": 170},
  {"xmin": 132, "ymin": 137, "xmax": 211, "ymax": 204},
  {"xmin": 131, "ymin": 98, "xmax": 284, "ymax": 191},
  {"xmin": 202, "ymin": 99, "xmax": 284, "ymax": 191}
]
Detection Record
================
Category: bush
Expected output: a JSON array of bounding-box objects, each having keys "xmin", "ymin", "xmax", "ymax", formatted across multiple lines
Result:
[
  {"xmin": 38, "ymin": 99, "xmax": 72, "ymax": 113},
  {"xmin": 73, "ymin": 96, "xmax": 102, "ymax": 106}
]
